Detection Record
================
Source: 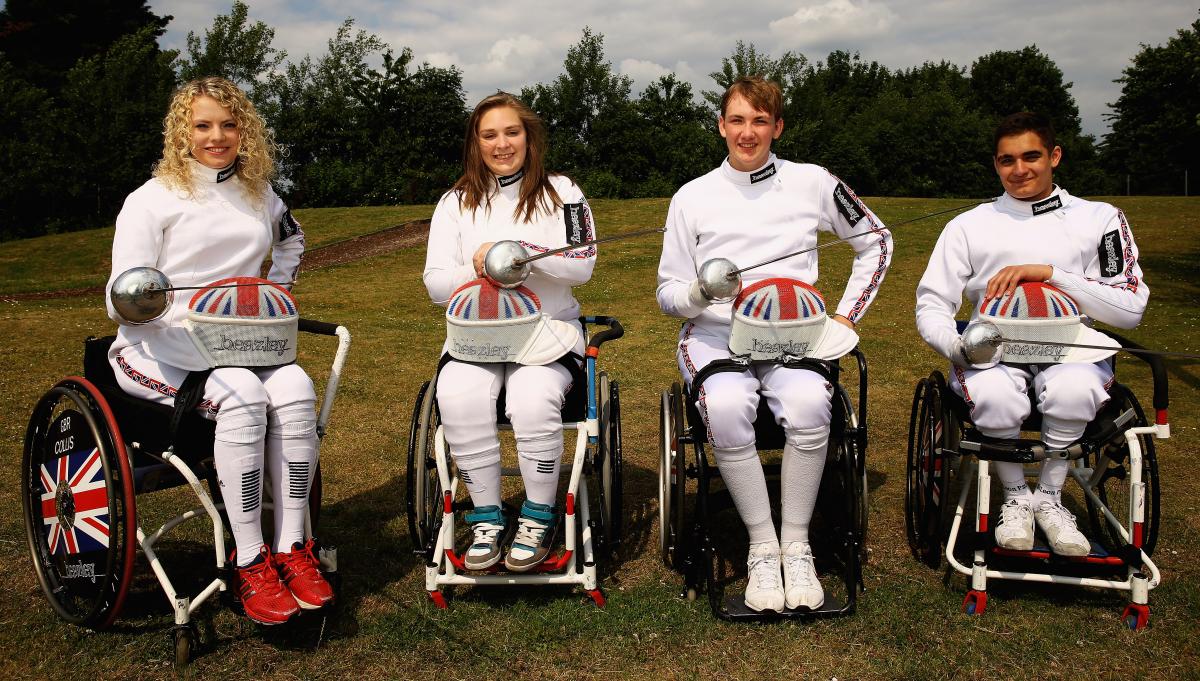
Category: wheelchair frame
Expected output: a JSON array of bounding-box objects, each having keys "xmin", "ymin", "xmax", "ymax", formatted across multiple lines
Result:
[
  {"xmin": 22, "ymin": 319, "xmax": 351, "ymax": 663},
  {"xmin": 659, "ymin": 348, "xmax": 870, "ymax": 621},
  {"xmin": 905, "ymin": 329, "xmax": 1169, "ymax": 629},
  {"xmin": 408, "ymin": 316, "xmax": 624, "ymax": 608}
]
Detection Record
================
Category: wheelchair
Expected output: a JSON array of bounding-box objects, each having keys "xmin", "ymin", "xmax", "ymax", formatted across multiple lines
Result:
[
  {"xmin": 406, "ymin": 316, "xmax": 624, "ymax": 608},
  {"xmin": 21, "ymin": 319, "xmax": 351, "ymax": 664},
  {"xmin": 905, "ymin": 328, "xmax": 1168, "ymax": 629},
  {"xmin": 658, "ymin": 349, "xmax": 870, "ymax": 621}
]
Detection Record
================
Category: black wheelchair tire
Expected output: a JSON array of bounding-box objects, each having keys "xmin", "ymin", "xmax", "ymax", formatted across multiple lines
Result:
[
  {"xmin": 23, "ymin": 378, "xmax": 137, "ymax": 629},
  {"xmin": 405, "ymin": 377, "xmax": 442, "ymax": 555},
  {"xmin": 905, "ymin": 372, "xmax": 956, "ymax": 569},
  {"xmin": 597, "ymin": 372, "xmax": 623, "ymax": 553}
]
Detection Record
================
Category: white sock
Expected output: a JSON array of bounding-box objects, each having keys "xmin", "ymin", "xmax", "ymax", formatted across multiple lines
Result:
[
  {"xmin": 516, "ymin": 431, "xmax": 563, "ymax": 507},
  {"xmin": 518, "ymin": 452, "xmax": 561, "ymax": 507},
  {"xmin": 1033, "ymin": 458, "xmax": 1069, "ymax": 505},
  {"xmin": 713, "ymin": 443, "xmax": 776, "ymax": 545},
  {"xmin": 779, "ymin": 427, "xmax": 828, "ymax": 545},
  {"xmin": 994, "ymin": 461, "xmax": 1032, "ymax": 503},
  {"xmin": 266, "ymin": 401, "xmax": 318, "ymax": 552},
  {"xmin": 214, "ymin": 404, "xmax": 267, "ymax": 567}
]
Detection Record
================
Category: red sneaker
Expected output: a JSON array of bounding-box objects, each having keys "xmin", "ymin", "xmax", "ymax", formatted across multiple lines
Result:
[
  {"xmin": 231, "ymin": 545, "xmax": 300, "ymax": 625},
  {"xmin": 276, "ymin": 540, "xmax": 334, "ymax": 609}
]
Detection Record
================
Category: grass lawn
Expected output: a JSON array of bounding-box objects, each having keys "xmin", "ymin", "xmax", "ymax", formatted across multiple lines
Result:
[{"xmin": 1, "ymin": 196, "xmax": 1198, "ymax": 679}]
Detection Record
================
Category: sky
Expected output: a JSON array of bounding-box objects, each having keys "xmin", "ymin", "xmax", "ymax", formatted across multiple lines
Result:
[{"xmin": 147, "ymin": 0, "xmax": 1199, "ymax": 138}]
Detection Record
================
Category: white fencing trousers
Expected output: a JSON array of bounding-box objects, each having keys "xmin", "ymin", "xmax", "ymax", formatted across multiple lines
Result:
[
  {"xmin": 949, "ymin": 361, "xmax": 1113, "ymax": 500},
  {"xmin": 677, "ymin": 324, "xmax": 834, "ymax": 544},
  {"xmin": 110, "ymin": 342, "xmax": 318, "ymax": 566},
  {"xmin": 436, "ymin": 359, "xmax": 572, "ymax": 509}
]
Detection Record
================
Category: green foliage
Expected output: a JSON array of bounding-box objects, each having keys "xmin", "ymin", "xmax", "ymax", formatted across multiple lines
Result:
[
  {"xmin": 0, "ymin": 0, "xmax": 169, "ymax": 91},
  {"xmin": 175, "ymin": 0, "xmax": 284, "ymax": 101},
  {"xmin": 1104, "ymin": 14, "xmax": 1200, "ymax": 195},
  {"xmin": 703, "ymin": 40, "xmax": 807, "ymax": 110}
]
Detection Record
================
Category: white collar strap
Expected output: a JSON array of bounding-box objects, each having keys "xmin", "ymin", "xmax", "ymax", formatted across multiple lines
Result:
[
  {"xmin": 996, "ymin": 185, "xmax": 1070, "ymax": 217},
  {"xmin": 720, "ymin": 154, "xmax": 778, "ymax": 186},
  {"xmin": 190, "ymin": 159, "xmax": 239, "ymax": 184}
]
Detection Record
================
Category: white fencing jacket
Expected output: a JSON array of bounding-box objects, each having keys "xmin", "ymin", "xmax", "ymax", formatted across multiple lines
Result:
[
  {"xmin": 657, "ymin": 154, "xmax": 892, "ymax": 336},
  {"xmin": 915, "ymin": 186, "xmax": 1148, "ymax": 363}
]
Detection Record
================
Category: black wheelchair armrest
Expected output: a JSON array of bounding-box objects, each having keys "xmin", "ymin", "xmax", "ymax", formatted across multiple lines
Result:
[
  {"xmin": 584, "ymin": 316, "xmax": 624, "ymax": 352},
  {"xmin": 299, "ymin": 318, "xmax": 341, "ymax": 336},
  {"xmin": 1096, "ymin": 328, "xmax": 1169, "ymax": 417}
]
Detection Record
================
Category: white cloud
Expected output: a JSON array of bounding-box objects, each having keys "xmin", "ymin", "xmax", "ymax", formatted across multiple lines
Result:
[{"xmin": 769, "ymin": 0, "xmax": 898, "ymax": 45}]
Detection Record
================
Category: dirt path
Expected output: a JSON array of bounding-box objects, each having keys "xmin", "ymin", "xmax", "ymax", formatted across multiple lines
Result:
[{"xmin": 1, "ymin": 219, "xmax": 431, "ymax": 302}]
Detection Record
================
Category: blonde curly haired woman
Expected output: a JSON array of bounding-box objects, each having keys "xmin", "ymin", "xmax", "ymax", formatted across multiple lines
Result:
[{"xmin": 104, "ymin": 77, "xmax": 331, "ymax": 625}]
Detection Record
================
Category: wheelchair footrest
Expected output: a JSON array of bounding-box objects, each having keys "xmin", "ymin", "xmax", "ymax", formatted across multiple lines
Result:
[
  {"xmin": 720, "ymin": 590, "xmax": 847, "ymax": 620},
  {"xmin": 990, "ymin": 543, "xmax": 1126, "ymax": 567}
]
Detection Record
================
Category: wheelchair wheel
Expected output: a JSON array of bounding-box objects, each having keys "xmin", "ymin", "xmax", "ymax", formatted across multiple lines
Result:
[
  {"xmin": 905, "ymin": 372, "xmax": 957, "ymax": 568},
  {"xmin": 22, "ymin": 378, "xmax": 137, "ymax": 628},
  {"xmin": 405, "ymin": 377, "xmax": 443, "ymax": 554},
  {"xmin": 1083, "ymin": 383, "xmax": 1160, "ymax": 557},
  {"xmin": 835, "ymin": 388, "xmax": 869, "ymax": 565},
  {"xmin": 596, "ymin": 372, "xmax": 623, "ymax": 554},
  {"xmin": 658, "ymin": 384, "xmax": 687, "ymax": 570}
]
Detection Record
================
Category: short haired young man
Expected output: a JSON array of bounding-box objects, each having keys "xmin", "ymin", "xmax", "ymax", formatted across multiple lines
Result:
[
  {"xmin": 915, "ymin": 111, "xmax": 1148, "ymax": 555},
  {"xmin": 657, "ymin": 76, "xmax": 892, "ymax": 612}
]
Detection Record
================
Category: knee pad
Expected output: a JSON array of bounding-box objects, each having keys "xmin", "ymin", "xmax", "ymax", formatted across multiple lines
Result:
[
  {"xmin": 215, "ymin": 403, "xmax": 268, "ymax": 444},
  {"xmin": 712, "ymin": 442, "xmax": 758, "ymax": 466},
  {"xmin": 784, "ymin": 426, "xmax": 828, "ymax": 450},
  {"xmin": 268, "ymin": 401, "xmax": 317, "ymax": 439}
]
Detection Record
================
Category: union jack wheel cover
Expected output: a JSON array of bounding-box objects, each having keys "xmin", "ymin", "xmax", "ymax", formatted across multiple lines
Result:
[{"xmin": 22, "ymin": 379, "xmax": 135, "ymax": 628}]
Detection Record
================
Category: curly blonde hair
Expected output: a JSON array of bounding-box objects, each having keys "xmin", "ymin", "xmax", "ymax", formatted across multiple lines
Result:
[{"xmin": 154, "ymin": 77, "xmax": 277, "ymax": 201}]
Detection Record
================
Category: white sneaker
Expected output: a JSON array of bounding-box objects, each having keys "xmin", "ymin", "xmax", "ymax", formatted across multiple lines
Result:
[
  {"xmin": 744, "ymin": 542, "xmax": 785, "ymax": 612},
  {"xmin": 994, "ymin": 499, "xmax": 1035, "ymax": 551},
  {"xmin": 781, "ymin": 542, "xmax": 824, "ymax": 610},
  {"xmin": 1034, "ymin": 500, "xmax": 1091, "ymax": 556}
]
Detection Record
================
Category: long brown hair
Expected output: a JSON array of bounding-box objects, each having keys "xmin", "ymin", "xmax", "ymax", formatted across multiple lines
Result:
[{"xmin": 451, "ymin": 92, "xmax": 561, "ymax": 223}]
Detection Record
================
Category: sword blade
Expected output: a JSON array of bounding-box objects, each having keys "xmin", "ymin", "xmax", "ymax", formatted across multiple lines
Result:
[
  {"xmin": 513, "ymin": 226, "xmax": 666, "ymax": 266},
  {"xmin": 156, "ymin": 280, "xmax": 296, "ymax": 293},
  {"xmin": 730, "ymin": 199, "xmax": 995, "ymax": 277},
  {"xmin": 998, "ymin": 336, "xmax": 1200, "ymax": 360}
]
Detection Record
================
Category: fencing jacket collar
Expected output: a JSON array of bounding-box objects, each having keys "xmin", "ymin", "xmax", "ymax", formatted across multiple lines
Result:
[
  {"xmin": 996, "ymin": 185, "xmax": 1071, "ymax": 218},
  {"xmin": 720, "ymin": 154, "xmax": 778, "ymax": 186},
  {"xmin": 190, "ymin": 159, "xmax": 239, "ymax": 184}
]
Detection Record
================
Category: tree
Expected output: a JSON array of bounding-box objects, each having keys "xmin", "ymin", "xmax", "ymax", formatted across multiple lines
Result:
[
  {"xmin": 633, "ymin": 74, "xmax": 722, "ymax": 195},
  {"xmin": 176, "ymin": 0, "xmax": 284, "ymax": 99},
  {"xmin": 0, "ymin": 57, "xmax": 62, "ymax": 239},
  {"xmin": 57, "ymin": 26, "xmax": 177, "ymax": 231},
  {"xmin": 522, "ymin": 28, "xmax": 635, "ymax": 196},
  {"xmin": 703, "ymin": 40, "xmax": 807, "ymax": 111},
  {"xmin": 1104, "ymin": 14, "xmax": 1200, "ymax": 195},
  {"xmin": 0, "ymin": 0, "xmax": 169, "ymax": 92}
]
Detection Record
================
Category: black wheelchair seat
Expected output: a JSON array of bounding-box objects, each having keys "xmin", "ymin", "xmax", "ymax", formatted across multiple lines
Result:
[{"xmin": 83, "ymin": 336, "xmax": 216, "ymax": 478}]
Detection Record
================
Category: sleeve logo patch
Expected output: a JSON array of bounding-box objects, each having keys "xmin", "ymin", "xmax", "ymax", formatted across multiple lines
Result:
[
  {"xmin": 278, "ymin": 210, "xmax": 301, "ymax": 241},
  {"xmin": 563, "ymin": 202, "xmax": 589, "ymax": 245},
  {"xmin": 833, "ymin": 183, "xmax": 864, "ymax": 226},
  {"xmin": 1031, "ymin": 195, "xmax": 1062, "ymax": 215},
  {"xmin": 1099, "ymin": 229, "xmax": 1121, "ymax": 277}
]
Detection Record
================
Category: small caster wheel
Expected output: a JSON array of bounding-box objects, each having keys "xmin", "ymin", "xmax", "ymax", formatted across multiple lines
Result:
[
  {"xmin": 686, "ymin": 588, "xmax": 698, "ymax": 602},
  {"xmin": 962, "ymin": 590, "xmax": 987, "ymax": 615},
  {"xmin": 172, "ymin": 624, "xmax": 197, "ymax": 667},
  {"xmin": 1121, "ymin": 603, "xmax": 1150, "ymax": 631}
]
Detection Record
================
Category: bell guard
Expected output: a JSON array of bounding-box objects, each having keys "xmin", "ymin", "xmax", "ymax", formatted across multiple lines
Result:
[
  {"xmin": 444, "ymin": 278, "xmax": 582, "ymax": 366},
  {"xmin": 184, "ymin": 276, "xmax": 299, "ymax": 368},
  {"xmin": 727, "ymin": 278, "xmax": 859, "ymax": 362}
]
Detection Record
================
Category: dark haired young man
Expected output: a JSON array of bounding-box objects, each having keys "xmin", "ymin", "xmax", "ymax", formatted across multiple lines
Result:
[{"xmin": 915, "ymin": 112, "xmax": 1148, "ymax": 555}]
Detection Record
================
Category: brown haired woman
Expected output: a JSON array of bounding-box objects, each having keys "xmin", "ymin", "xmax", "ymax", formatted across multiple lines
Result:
[
  {"xmin": 104, "ymin": 77, "xmax": 331, "ymax": 625},
  {"xmin": 423, "ymin": 92, "xmax": 597, "ymax": 572}
]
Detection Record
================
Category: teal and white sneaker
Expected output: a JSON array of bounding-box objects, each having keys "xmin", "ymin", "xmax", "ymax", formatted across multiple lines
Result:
[
  {"xmin": 463, "ymin": 505, "xmax": 507, "ymax": 570},
  {"xmin": 504, "ymin": 500, "xmax": 558, "ymax": 572}
]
